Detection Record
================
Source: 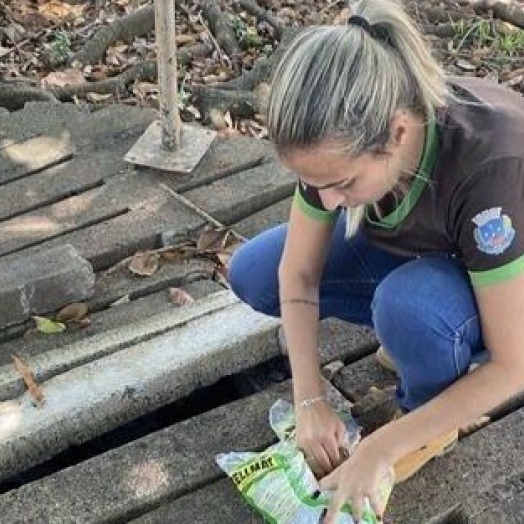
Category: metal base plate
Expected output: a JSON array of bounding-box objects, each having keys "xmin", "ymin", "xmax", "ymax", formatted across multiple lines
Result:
[{"xmin": 124, "ymin": 121, "xmax": 217, "ymax": 173}]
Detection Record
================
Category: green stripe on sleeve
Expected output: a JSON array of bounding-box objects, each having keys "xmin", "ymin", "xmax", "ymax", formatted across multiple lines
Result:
[
  {"xmin": 293, "ymin": 187, "xmax": 338, "ymax": 222},
  {"xmin": 468, "ymin": 253, "xmax": 524, "ymax": 287}
]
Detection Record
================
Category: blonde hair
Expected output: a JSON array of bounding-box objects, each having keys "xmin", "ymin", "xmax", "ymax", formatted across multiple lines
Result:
[{"xmin": 267, "ymin": 0, "xmax": 448, "ymax": 237}]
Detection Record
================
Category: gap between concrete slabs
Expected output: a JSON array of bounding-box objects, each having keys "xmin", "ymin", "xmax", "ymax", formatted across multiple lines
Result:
[
  {"xmin": 0, "ymin": 379, "xmax": 351, "ymax": 524},
  {"xmin": 0, "ymin": 292, "xmax": 281, "ymax": 481}
]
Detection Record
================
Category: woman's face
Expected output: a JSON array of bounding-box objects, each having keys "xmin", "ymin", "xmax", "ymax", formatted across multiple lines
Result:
[
  {"xmin": 281, "ymin": 142, "xmax": 406, "ymax": 210},
  {"xmin": 280, "ymin": 111, "xmax": 423, "ymax": 210}
]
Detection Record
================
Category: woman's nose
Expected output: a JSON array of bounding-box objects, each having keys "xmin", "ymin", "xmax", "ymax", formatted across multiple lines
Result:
[{"xmin": 319, "ymin": 188, "xmax": 345, "ymax": 211}]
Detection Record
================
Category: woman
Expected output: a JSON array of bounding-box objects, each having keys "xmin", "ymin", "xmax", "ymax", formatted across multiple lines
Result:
[{"xmin": 229, "ymin": 0, "xmax": 524, "ymax": 521}]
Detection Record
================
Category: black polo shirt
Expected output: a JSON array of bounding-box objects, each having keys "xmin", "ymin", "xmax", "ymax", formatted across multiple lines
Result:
[{"xmin": 294, "ymin": 76, "xmax": 524, "ymax": 287}]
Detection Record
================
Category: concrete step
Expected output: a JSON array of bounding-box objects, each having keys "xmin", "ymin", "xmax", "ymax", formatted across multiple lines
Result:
[{"xmin": 0, "ymin": 291, "xmax": 282, "ymax": 480}]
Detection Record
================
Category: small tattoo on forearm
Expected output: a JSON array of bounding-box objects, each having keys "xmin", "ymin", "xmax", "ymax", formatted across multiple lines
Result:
[{"xmin": 281, "ymin": 298, "xmax": 319, "ymax": 307}]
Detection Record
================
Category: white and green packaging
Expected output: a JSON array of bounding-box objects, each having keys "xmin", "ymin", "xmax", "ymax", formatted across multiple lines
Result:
[{"xmin": 216, "ymin": 399, "xmax": 393, "ymax": 524}]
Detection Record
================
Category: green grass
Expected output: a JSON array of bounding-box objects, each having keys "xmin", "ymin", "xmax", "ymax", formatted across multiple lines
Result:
[{"xmin": 450, "ymin": 17, "xmax": 524, "ymax": 65}]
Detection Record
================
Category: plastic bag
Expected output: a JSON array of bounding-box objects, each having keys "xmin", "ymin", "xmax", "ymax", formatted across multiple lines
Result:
[{"xmin": 216, "ymin": 399, "xmax": 392, "ymax": 524}]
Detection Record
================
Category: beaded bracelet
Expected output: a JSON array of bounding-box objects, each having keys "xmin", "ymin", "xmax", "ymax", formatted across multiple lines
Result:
[{"xmin": 297, "ymin": 395, "xmax": 326, "ymax": 408}]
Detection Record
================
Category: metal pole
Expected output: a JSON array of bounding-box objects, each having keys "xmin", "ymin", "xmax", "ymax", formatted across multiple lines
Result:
[{"xmin": 154, "ymin": 0, "xmax": 182, "ymax": 151}]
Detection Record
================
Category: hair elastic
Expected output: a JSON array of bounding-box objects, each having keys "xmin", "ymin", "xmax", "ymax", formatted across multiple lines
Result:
[{"xmin": 347, "ymin": 14, "xmax": 393, "ymax": 45}]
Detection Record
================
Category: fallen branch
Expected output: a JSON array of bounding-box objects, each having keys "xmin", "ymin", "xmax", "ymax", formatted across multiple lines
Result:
[{"xmin": 72, "ymin": 4, "xmax": 155, "ymax": 66}]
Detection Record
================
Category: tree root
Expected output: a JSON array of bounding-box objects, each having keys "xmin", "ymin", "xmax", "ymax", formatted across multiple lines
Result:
[
  {"xmin": 237, "ymin": 0, "xmax": 284, "ymax": 40},
  {"xmin": 201, "ymin": 1, "xmax": 242, "ymax": 68},
  {"xmin": 72, "ymin": 4, "xmax": 155, "ymax": 66},
  {"xmin": 215, "ymin": 26, "xmax": 300, "ymax": 91},
  {"xmin": 44, "ymin": 42, "xmax": 212, "ymax": 102},
  {"xmin": 0, "ymin": 82, "xmax": 59, "ymax": 111},
  {"xmin": 49, "ymin": 60, "xmax": 158, "ymax": 101},
  {"xmin": 460, "ymin": 0, "xmax": 524, "ymax": 29},
  {"xmin": 188, "ymin": 84, "xmax": 261, "ymax": 122}
]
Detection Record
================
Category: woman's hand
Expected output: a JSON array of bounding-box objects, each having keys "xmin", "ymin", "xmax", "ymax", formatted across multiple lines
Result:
[
  {"xmin": 319, "ymin": 434, "xmax": 395, "ymax": 523},
  {"xmin": 294, "ymin": 400, "xmax": 348, "ymax": 478}
]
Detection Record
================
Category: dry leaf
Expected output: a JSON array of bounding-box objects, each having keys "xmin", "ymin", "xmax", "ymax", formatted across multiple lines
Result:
[
  {"xmin": 110, "ymin": 295, "xmax": 131, "ymax": 307},
  {"xmin": 128, "ymin": 252, "xmax": 160, "ymax": 277},
  {"xmin": 12, "ymin": 356, "xmax": 44, "ymax": 406},
  {"xmin": 169, "ymin": 287, "xmax": 195, "ymax": 306},
  {"xmin": 41, "ymin": 68, "xmax": 85, "ymax": 88},
  {"xmin": 33, "ymin": 315, "xmax": 67, "ymax": 334},
  {"xmin": 37, "ymin": 0, "xmax": 76, "ymax": 20},
  {"xmin": 56, "ymin": 303, "xmax": 88, "ymax": 323},
  {"xmin": 196, "ymin": 225, "xmax": 232, "ymax": 252},
  {"xmin": 86, "ymin": 92, "xmax": 113, "ymax": 103}
]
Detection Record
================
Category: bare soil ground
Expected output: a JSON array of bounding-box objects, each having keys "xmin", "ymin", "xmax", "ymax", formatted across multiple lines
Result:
[{"xmin": 1, "ymin": 0, "xmax": 523, "ymax": 136}]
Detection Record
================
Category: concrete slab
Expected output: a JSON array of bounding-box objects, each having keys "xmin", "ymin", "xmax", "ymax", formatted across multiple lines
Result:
[
  {"xmin": 0, "ymin": 379, "xmax": 351, "ymax": 524},
  {"xmin": 0, "ymin": 294, "xmax": 282, "ymax": 480},
  {"xmin": 0, "ymin": 143, "xmax": 136, "ymax": 222},
  {"xmin": 460, "ymin": 473, "xmax": 524, "ymax": 523},
  {"xmin": 0, "ymin": 103, "xmax": 84, "ymax": 146},
  {"xmin": 0, "ymin": 178, "xmax": 206, "ymax": 270},
  {"xmin": 183, "ymin": 161, "xmax": 296, "ymax": 225},
  {"xmin": 0, "ymin": 272, "xmax": 224, "ymax": 366},
  {"xmin": 91, "ymin": 258, "xmax": 216, "ymax": 311},
  {"xmin": 0, "ymin": 130, "xmax": 75, "ymax": 184},
  {"xmin": 0, "ymin": 170, "xmax": 190, "ymax": 257},
  {"xmin": 0, "ymin": 291, "xmax": 237, "ymax": 400},
  {"xmin": 0, "ymin": 244, "xmax": 94, "ymax": 329},
  {"xmin": 232, "ymin": 196, "xmax": 292, "ymax": 238},
  {"xmin": 386, "ymin": 407, "xmax": 524, "ymax": 522},
  {"xmin": 278, "ymin": 319, "xmax": 378, "ymax": 367},
  {"xmin": 332, "ymin": 353, "xmax": 397, "ymax": 401},
  {"xmin": 0, "ymin": 103, "xmax": 156, "ymax": 155},
  {"xmin": 133, "ymin": 407, "xmax": 524, "ymax": 524},
  {"xmin": 154, "ymin": 134, "xmax": 276, "ymax": 193},
  {"xmin": 131, "ymin": 478, "xmax": 262, "ymax": 523}
]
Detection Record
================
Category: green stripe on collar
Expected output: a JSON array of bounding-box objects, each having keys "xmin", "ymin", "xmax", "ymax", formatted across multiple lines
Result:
[{"xmin": 366, "ymin": 118, "xmax": 439, "ymax": 229}]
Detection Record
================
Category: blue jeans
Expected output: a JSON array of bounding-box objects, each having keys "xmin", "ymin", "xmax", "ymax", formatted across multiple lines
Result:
[{"xmin": 229, "ymin": 214, "xmax": 488, "ymax": 411}]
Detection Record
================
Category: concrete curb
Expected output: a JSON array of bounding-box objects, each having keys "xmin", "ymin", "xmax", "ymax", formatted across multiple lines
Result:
[{"xmin": 0, "ymin": 293, "xmax": 281, "ymax": 481}]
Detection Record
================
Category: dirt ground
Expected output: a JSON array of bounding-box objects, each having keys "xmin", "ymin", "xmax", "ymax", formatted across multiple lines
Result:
[{"xmin": 0, "ymin": 0, "xmax": 523, "ymax": 135}]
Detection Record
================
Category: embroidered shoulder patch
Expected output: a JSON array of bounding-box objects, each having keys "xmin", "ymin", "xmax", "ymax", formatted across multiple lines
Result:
[{"xmin": 472, "ymin": 207, "xmax": 515, "ymax": 255}]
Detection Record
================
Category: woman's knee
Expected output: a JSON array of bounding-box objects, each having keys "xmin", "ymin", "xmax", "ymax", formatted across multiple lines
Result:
[
  {"xmin": 371, "ymin": 257, "xmax": 480, "ymax": 359},
  {"xmin": 228, "ymin": 226, "xmax": 286, "ymax": 315}
]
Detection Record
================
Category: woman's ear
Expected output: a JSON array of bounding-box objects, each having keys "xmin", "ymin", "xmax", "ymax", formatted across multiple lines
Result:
[{"xmin": 389, "ymin": 110, "xmax": 409, "ymax": 147}]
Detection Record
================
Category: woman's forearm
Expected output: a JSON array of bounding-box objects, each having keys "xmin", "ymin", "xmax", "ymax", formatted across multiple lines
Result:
[
  {"xmin": 279, "ymin": 273, "xmax": 325, "ymax": 400},
  {"xmin": 373, "ymin": 360, "xmax": 524, "ymax": 462}
]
